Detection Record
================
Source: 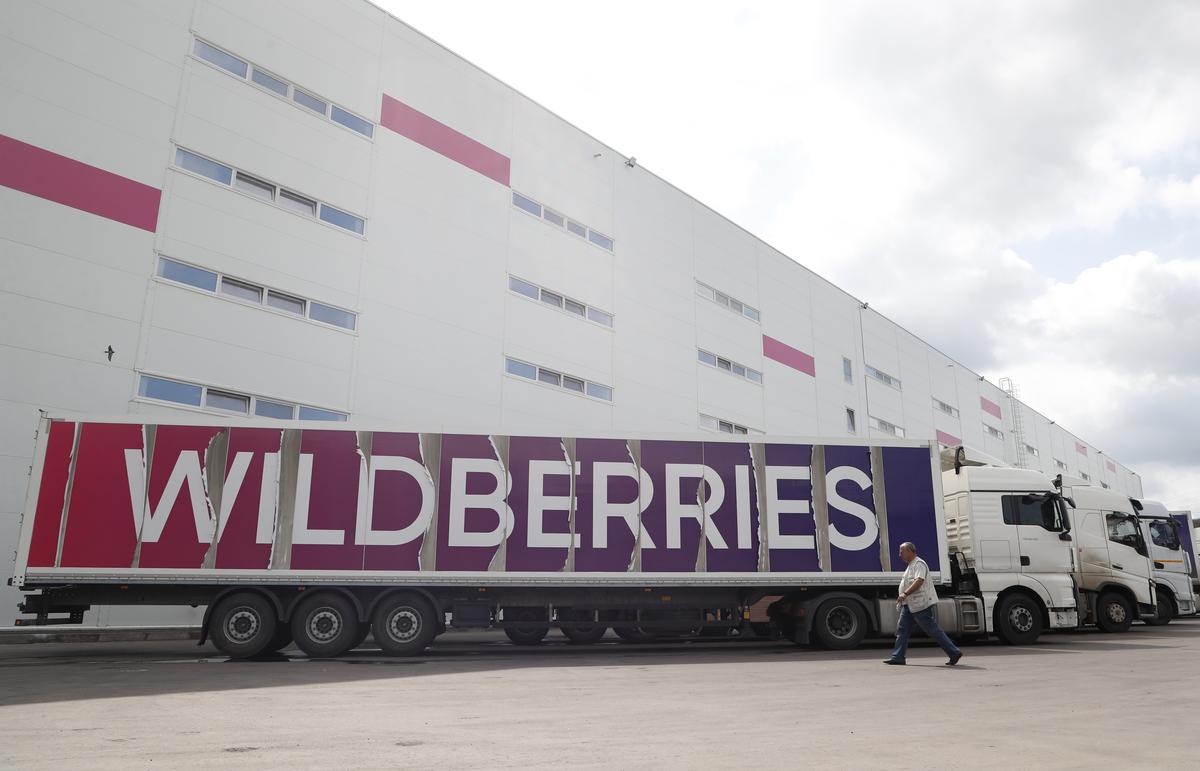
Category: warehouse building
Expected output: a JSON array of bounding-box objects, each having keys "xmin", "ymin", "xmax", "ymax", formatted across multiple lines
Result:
[{"xmin": 0, "ymin": 0, "xmax": 1141, "ymax": 623}]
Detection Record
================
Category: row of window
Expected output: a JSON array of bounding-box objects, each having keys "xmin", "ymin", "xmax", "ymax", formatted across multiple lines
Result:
[
  {"xmin": 697, "ymin": 349, "xmax": 763, "ymax": 384},
  {"xmin": 695, "ymin": 281, "xmax": 760, "ymax": 322},
  {"xmin": 984, "ymin": 424, "xmax": 1004, "ymax": 440},
  {"xmin": 870, "ymin": 416, "xmax": 906, "ymax": 438},
  {"xmin": 933, "ymin": 397, "xmax": 959, "ymax": 418},
  {"xmin": 193, "ymin": 39, "xmax": 374, "ymax": 138},
  {"xmin": 508, "ymin": 276, "xmax": 614, "ymax": 327},
  {"xmin": 137, "ymin": 374, "xmax": 347, "ymax": 421},
  {"xmin": 504, "ymin": 357, "xmax": 613, "ymax": 401},
  {"xmin": 157, "ymin": 256, "xmax": 357, "ymax": 331},
  {"xmin": 511, "ymin": 192, "xmax": 614, "ymax": 251},
  {"xmin": 174, "ymin": 147, "xmax": 366, "ymax": 235},
  {"xmin": 866, "ymin": 365, "xmax": 901, "ymax": 390},
  {"xmin": 1025, "ymin": 443, "xmax": 1040, "ymax": 458},
  {"xmin": 699, "ymin": 414, "xmax": 761, "ymax": 435}
]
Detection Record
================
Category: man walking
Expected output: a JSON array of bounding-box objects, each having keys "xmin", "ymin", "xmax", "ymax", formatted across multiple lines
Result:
[{"xmin": 883, "ymin": 542, "xmax": 962, "ymax": 666}]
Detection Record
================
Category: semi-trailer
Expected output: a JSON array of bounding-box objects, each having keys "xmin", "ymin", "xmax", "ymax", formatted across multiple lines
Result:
[
  {"xmin": 1138, "ymin": 501, "xmax": 1198, "ymax": 623},
  {"xmin": 10, "ymin": 417, "xmax": 1080, "ymax": 658}
]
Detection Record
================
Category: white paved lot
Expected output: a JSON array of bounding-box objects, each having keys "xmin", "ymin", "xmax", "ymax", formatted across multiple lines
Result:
[{"xmin": 3, "ymin": 622, "xmax": 1200, "ymax": 770}]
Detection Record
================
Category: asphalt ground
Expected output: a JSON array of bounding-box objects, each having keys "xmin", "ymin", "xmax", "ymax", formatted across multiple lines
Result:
[{"xmin": 2, "ymin": 621, "xmax": 1200, "ymax": 770}]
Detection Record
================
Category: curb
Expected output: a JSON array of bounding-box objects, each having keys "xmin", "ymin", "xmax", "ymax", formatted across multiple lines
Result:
[{"xmin": 0, "ymin": 626, "xmax": 201, "ymax": 645}]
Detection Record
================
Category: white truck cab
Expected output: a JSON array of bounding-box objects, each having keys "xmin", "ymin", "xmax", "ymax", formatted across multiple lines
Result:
[{"xmin": 1138, "ymin": 500, "xmax": 1197, "ymax": 623}]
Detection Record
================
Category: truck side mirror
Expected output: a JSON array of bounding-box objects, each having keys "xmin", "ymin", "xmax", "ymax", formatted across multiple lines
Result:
[{"xmin": 1058, "ymin": 532, "xmax": 1073, "ymax": 541}]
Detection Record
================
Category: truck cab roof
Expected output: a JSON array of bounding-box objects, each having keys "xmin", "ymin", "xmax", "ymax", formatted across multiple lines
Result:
[{"xmin": 941, "ymin": 466, "xmax": 1055, "ymax": 496}]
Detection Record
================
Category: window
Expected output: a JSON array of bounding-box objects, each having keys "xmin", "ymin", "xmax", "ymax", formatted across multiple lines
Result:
[
  {"xmin": 194, "ymin": 39, "xmax": 247, "ymax": 77},
  {"xmin": 319, "ymin": 203, "xmax": 365, "ymax": 234},
  {"xmin": 175, "ymin": 148, "xmax": 232, "ymax": 185},
  {"xmin": 698, "ymin": 349, "xmax": 762, "ymax": 384},
  {"xmin": 933, "ymin": 398, "xmax": 959, "ymax": 418},
  {"xmin": 330, "ymin": 105, "xmax": 374, "ymax": 138},
  {"xmin": 696, "ymin": 281, "xmax": 760, "ymax": 323},
  {"xmin": 985, "ymin": 424, "xmax": 1004, "ymax": 440},
  {"xmin": 220, "ymin": 277, "xmax": 263, "ymax": 303},
  {"xmin": 1002, "ymin": 494, "xmax": 1062, "ymax": 531},
  {"xmin": 255, "ymin": 399, "xmax": 295, "ymax": 419},
  {"xmin": 843, "ymin": 357, "xmax": 853, "ymax": 384},
  {"xmin": 1149, "ymin": 521, "xmax": 1180, "ymax": 550},
  {"xmin": 309, "ymin": 302, "xmax": 356, "ymax": 330},
  {"xmin": 267, "ymin": 290, "xmax": 305, "ymax": 316},
  {"xmin": 1106, "ymin": 512, "xmax": 1143, "ymax": 552},
  {"xmin": 158, "ymin": 258, "xmax": 217, "ymax": 292},
  {"xmin": 540, "ymin": 289, "xmax": 563, "ymax": 308},
  {"xmin": 192, "ymin": 38, "xmax": 374, "ymax": 140},
  {"xmin": 508, "ymin": 276, "xmax": 614, "ymax": 327},
  {"xmin": 869, "ymin": 416, "xmax": 905, "ymax": 438},
  {"xmin": 865, "ymin": 365, "xmax": 901, "ymax": 390},
  {"xmin": 234, "ymin": 172, "xmax": 275, "ymax": 201},
  {"xmin": 587, "ymin": 308, "xmax": 614, "ymax": 327},
  {"xmin": 563, "ymin": 298, "xmax": 586, "ymax": 317},
  {"xmin": 846, "ymin": 408, "xmax": 856, "ymax": 434},
  {"xmin": 251, "ymin": 67, "xmax": 288, "ymax": 96},
  {"xmin": 505, "ymin": 357, "xmax": 612, "ymax": 401},
  {"xmin": 174, "ymin": 147, "xmax": 364, "ymax": 233},
  {"xmin": 1079, "ymin": 471, "xmax": 1091, "ymax": 482},
  {"xmin": 1025, "ymin": 444, "xmax": 1040, "ymax": 458},
  {"xmin": 206, "ymin": 389, "xmax": 250, "ymax": 414},
  {"xmin": 298, "ymin": 406, "xmax": 347, "ymax": 421},
  {"xmin": 509, "ymin": 276, "xmax": 539, "ymax": 299},
  {"xmin": 138, "ymin": 375, "xmax": 202, "ymax": 407},
  {"xmin": 293, "ymin": 88, "xmax": 327, "ymax": 115},
  {"xmin": 1054, "ymin": 459, "xmax": 1068, "ymax": 471},
  {"xmin": 699, "ymin": 413, "xmax": 759, "ymax": 435},
  {"xmin": 512, "ymin": 191, "xmax": 614, "ymax": 251}
]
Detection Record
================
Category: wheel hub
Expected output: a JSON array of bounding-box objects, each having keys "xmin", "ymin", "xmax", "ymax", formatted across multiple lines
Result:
[
  {"xmin": 308, "ymin": 608, "xmax": 342, "ymax": 642},
  {"xmin": 1107, "ymin": 603, "xmax": 1127, "ymax": 624},
  {"xmin": 1008, "ymin": 606, "xmax": 1034, "ymax": 633},
  {"xmin": 828, "ymin": 606, "xmax": 857, "ymax": 638},
  {"xmin": 226, "ymin": 608, "xmax": 260, "ymax": 642},
  {"xmin": 387, "ymin": 608, "xmax": 420, "ymax": 643}
]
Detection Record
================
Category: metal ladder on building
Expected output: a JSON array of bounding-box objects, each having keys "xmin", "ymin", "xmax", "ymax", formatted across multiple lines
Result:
[{"xmin": 999, "ymin": 377, "xmax": 1027, "ymax": 469}]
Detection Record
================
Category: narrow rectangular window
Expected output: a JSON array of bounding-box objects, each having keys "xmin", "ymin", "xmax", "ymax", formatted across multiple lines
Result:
[
  {"xmin": 267, "ymin": 290, "xmax": 305, "ymax": 315},
  {"xmin": 538, "ymin": 369, "xmax": 561, "ymax": 387},
  {"xmin": 220, "ymin": 277, "xmax": 264, "ymax": 303},
  {"xmin": 719, "ymin": 421, "xmax": 734, "ymax": 434},
  {"xmin": 293, "ymin": 88, "xmax": 327, "ymax": 115},
  {"xmin": 298, "ymin": 406, "xmax": 347, "ymax": 421},
  {"xmin": 279, "ymin": 189, "xmax": 317, "ymax": 217},
  {"xmin": 512, "ymin": 192, "xmax": 542, "ymax": 217},
  {"xmin": 743, "ymin": 306, "xmax": 761, "ymax": 322},
  {"xmin": 194, "ymin": 40, "xmax": 247, "ymax": 77},
  {"xmin": 506, "ymin": 358, "xmax": 536, "ymax": 379},
  {"xmin": 206, "ymin": 389, "xmax": 250, "ymax": 414},
  {"xmin": 309, "ymin": 302, "xmax": 357, "ymax": 330},
  {"xmin": 732, "ymin": 363, "xmax": 746, "ymax": 377},
  {"xmin": 234, "ymin": 172, "xmax": 275, "ymax": 201},
  {"xmin": 587, "ymin": 308, "xmax": 614, "ymax": 327},
  {"xmin": 175, "ymin": 148, "xmax": 232, "ymax": 185},
  {"xmin": 543, "ymin": 208, "xmax": 564, "ymax": 227},
  {"xmin": 250, "ymin": 67, "xmax": 288, "ymax": 96},
  {"xmin": 319, "ymin": 204, "xmax": 365, "ymax": 234},
  {"xmin": 696, "ymin": 282, "xmax": 716, "ymax": 301},
  {"xmin": 846, "ymin": 408, "xmax": 856, "ymax": 433},
  {"xmin": 586, "ymin": 382, "xmax": 613, "ymax": 401},
  {"xmin": 330, "ymin": 105, "xmax": 374, "ymax": 137},
  {"xmin": 746, "ymin": 369, "xmax": 762, "ymax": 383},
  {"xmin": 567, "ymin": 220, "xmax": 587, "ymax": 238},
  {"xmin": 540, "ymin": 290, "xmax": 563, "ymax": 308},
  {"xmin": 509, "ymin": 276, "xmax": 539, "ymax": 299},
  {"xmin": 699, "ymin": 414, "xmax": 719, "ymax": 431},
  {"xmin": 843, "ymin": 357, "xmax": 853, "ymax": 384},
  {"xmin": 158, "ymin": 257, "xmax": 218, "ymax": 292},
  {"xmin": 564, "ymin": 298, "xmax": 586, "ymax": 317},
  {"xmin": 255, "ymin": 399, "xmax": 295, "ymax": 419},
  {"xmin": 698, "ymin": 350, "xmax": 717, "ymax": 366},
  {"xmin": 138, "ymin": 375, "xmax": 202, "ymax": 406},
  {"xmin": 562, "ymin": 375, "xmax": 585, "ymax": 393},
  {"xmin": 717, "ymin": 358, "xmax": 732, "ymax": 372}
]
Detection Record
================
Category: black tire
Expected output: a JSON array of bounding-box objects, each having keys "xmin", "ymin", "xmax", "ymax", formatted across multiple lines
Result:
[
  {"xmin": 1143, "ymin": 591, "xmax": 1174, "ymax": 626},
  {"xmin": 372, "ymin": 593, "xmax": 438, "ymax": 656},
  {"xmin": 265, "ymin": 625, "xmax": 294, "ymax": 653},
  {"xmin": 503, "ymin": 607, "xmax": 550, "ymax": 646},
  {"xmin": 290, "ymin": 592, "xmax": 359, "ymax": 658},
  {"xmin": 613, "ymin": 626, "xmax": 655, "ymax": 643},
  {"xmin": 812, "ymin": 598, "xmax": 867, "ymax": 650},
  {"xmin": 994, "ymin": 593, "xmax": 1044, "ymax": 645},
  {"xmin": 560, "ymin": 625, "xmax": 607, "ymax": 644},
  {"xmin": 1095, "ymin": 591, "xmax": 1133, "ymax": 633},
  {"xmin": 209, "ymin": 592, "xmax": 278, "ymax": 658}
]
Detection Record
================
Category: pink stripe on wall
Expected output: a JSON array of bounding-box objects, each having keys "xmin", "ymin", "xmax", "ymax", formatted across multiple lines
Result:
[
  {"xmin": 1106, "ymin": 460, "xmax": 1116, "ymax": 472},
  {"xmin": 380, "ymin": 94, "xmax": 511, "ymax": 186},
  {"xmin": 980, "ymin": 396, "xmax": 1002, "ymax": 420},
  {"xmin": 1076, "ymin": 442, "xmax": 1088, "ymax": 456},
  {"xmin": 762, "ymin": 335, "xmax": 816, "ymax": 377},
  {"xmin": 936, "ymin": 430, "xmax": 961, "ymax": 447},
  {"xmin": 0, "ymin": 134, "xmax": 160, "ymax": 232}
]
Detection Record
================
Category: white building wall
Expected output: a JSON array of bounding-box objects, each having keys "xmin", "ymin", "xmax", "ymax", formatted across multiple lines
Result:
[{"xmin": 0, "ymin": 0, "xmax": 1144, "ymax": 624}]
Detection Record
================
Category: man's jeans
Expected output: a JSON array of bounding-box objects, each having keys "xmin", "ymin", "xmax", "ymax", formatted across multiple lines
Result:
[{"xmin": 889, "ymin": 605, "xmax": 961, "ymax": 662}]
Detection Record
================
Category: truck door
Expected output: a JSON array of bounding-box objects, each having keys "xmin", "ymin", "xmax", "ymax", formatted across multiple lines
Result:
[
  {"xmin": 1146, "ymin": 518, "xmax": 1185, "ymax": 574},
  {"xmin": 1072, "ymin": 508, "xmax": 1112, "ymax": 582},
  {"xmin": 1104, "ymin": 511, "xmax": 1153, "ymax": 605},
  {"xmin": 1000, "ymin": 493, "xmax": 1073, "ymax": 575}
]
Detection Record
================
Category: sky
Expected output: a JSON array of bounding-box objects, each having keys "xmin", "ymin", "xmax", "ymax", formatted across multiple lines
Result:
[{"xmin": 378, "ymin": 0, "xmax": 1200, "ymax": 510}]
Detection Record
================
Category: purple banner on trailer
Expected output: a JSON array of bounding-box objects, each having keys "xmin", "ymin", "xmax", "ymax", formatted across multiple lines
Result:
[{"xmin": 825, "ymin": 444, "xmax": 881, "ymax": 572}]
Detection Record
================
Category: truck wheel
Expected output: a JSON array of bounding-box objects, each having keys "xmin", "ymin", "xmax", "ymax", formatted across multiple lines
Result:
[
  {"xmin": 1095, "ymin": 592, "xmax": 1133, "ymax": 633},
  {"xmin": 613, "ymin": 626, "xmax": 654, "ymax": 643},
  {"xmin": 560, "ymin": 625, "xmax": 607, "ymax": 644},
  {"xmin": 209, "ymin": 592, "xmax": 278, "ymax": 658},
  {"xmin": 504, "ymin": 607, "xmax": 550, "ymax": 645},
  {"xmin": 812, "ymin": 599, "xmax": 867, "ymax": 650},
  {"xmin": 994, "ymin": 594, "xmax": 1043, "ymax": 645},
  {"xmin": 1143, "ymin": 592, "xmax": 1174, "ymax": 626},
  {"xmin": 291, "ymin": 593, "xmax": 359, "ymax": 658},
  {"xmin": 265, "ymin": 625, "xmax": 293, "ymax": 653},
  {"xmin": 372, "ymin": 594, "xmax": 437, "ymax": 656}
]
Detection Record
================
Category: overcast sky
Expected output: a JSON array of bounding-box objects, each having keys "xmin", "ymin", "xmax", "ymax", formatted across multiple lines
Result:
[{"xmin": 379, "ymin": 0, "xmax": 1200, "ymax": 510}]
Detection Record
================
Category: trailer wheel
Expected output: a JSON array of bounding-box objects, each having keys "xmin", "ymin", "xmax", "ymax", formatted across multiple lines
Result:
[
  {"xmin": 560, "ymin": 625, "xmax": 607, "ymax": 644},
  {"xmin": 994, "ymin": 594, "xmax": 1043, "ymax": 645},
  {"xmin": 291, "ymin": 593, "xmax": 359, "ymax": 658},
  {"xmin": 503, "ymin": 607, "xmax": 550, "ymax": 646},
  {"xmin": 812, "ymin": 599, "xmax": 867, "ymax": 650},
  {"xmin": 1143, "ymin": 591, "xmax": 1174, "ymax": 626},
  {"xmin": 209, "ymin": 592, "xmax": 279, "ymax": 658},
  {"xmin": 372, "ymin": 594, "xmax": 437, "ymax": 656},
  {"xmin": 1096, "ymin": 592, "xmax": 1133, "ymax": 633}
]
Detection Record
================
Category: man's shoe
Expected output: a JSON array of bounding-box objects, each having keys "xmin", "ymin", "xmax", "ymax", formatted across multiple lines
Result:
[
  {"xmin": 882, "ymin": 658, "xmax": 905, "ymax": 665},
  {"xmin": 947, "ymin": 652, "xmax": 962, "ymax": 666}
]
